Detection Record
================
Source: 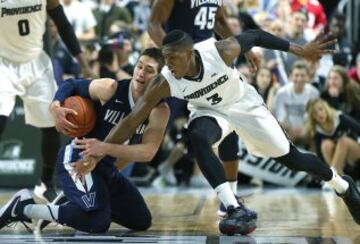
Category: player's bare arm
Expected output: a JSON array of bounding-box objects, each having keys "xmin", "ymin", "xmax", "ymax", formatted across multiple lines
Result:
[
  {"xmin": 47, "ymin": 0, "xmax": 96, "ymax": 78},
  {"xmin": 89, "ymin": 78, "xmax": 118, "ymax": 104},
  {"xmin": 148, "ymin": 0, "xmax": 175, "ymax": 47},
  {"xmin": 215, "ymin": 29, "xmax": 337, "ymax": 66},
  {"xmin": 75, "ymin": 102, "xmax": 170, "ymax": 162},
  {"xmin": 105, "ymin": 74, "xmax": 171, "ymax": 145},
  {"xmin": 214, "ymin": 5, "xmax": 233, "ymax": 39},
  {"xmin": 74, "ymin": 74, "xmax": 171, "ymax": 175}
]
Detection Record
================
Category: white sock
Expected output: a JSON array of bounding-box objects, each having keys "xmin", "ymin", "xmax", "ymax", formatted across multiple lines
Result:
[
  {"xmin": 228, "ymin": 180, "xmax": 238, "ymax": 195},
  {"xmin": 214, "ymin": 182, "xmax": 239, "ymax": 208},
  {"xmin": 326, "ymin": 168, "xmax": 349, "ymax": 194},
  {"xmin": 24, "ymin": 204, "xmax": 59, "ymax": 222}
]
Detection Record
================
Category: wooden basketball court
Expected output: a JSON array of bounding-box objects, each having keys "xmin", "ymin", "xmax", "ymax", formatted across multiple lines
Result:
[{"xmin": 0, "ymin": 186, "xmax": 358, "ymax": 243}]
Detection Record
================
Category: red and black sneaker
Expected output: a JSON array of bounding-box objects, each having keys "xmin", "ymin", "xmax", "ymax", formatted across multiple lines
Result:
[{"xmin": 219, "ymin": 205, "xmax": 257, "ymax": 235}]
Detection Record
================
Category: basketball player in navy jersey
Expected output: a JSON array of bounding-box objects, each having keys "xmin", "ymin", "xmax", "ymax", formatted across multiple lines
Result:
[
  {"xmin": 74, "ymin": 30, "xmax": 360, "ymax": 235},
  {"xmin": 149, "ymin": 0, "xmax": 258, "ymax": 217},
  {"xmin": 0, "ymin": 0, "xmax": 94, "ymax": 202},
  {"xmin": 0, "ymin": 48, "xmax": 169, "ymax": 233}
]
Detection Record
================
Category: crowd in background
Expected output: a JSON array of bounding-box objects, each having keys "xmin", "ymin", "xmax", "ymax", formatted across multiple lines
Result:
[{"xmin": 50, "ymin": 0, "xmax": 360, "ymax": 189}]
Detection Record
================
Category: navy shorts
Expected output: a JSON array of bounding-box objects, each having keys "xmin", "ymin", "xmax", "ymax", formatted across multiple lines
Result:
[{"xmin": 56, "ymin": 141, "xmax": 148, "ymax": 214}]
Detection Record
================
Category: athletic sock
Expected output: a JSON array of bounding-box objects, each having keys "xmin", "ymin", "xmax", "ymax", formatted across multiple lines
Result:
[
  {"xmin": 326, "ymin": 168, "xmax": 349, "ymax": 194},
  {"xmin": 24, "ymin": 204, "xmax": 59, "ymax": 222},
  {"xmin": 215, "ymin": 182, "xmax": 240, "ymax": 208},
  {"xmin": 228, "ymin": 180, "xmax": 238, "ymax": 195}
]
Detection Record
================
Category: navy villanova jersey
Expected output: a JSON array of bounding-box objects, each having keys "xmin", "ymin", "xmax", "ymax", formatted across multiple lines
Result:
[
  {"xmin": 165, "ymin": 0, "xmax": 222, "ymax": 42},
  {"xmin": 87, "ymin": 79, "xmax": 147, "ymax": 145}
]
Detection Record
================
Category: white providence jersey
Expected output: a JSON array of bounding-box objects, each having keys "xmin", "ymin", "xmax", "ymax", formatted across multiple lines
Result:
[
  {"xmin": 0, "ymin": 0, "xmax": 46, "ymax": 63},
  {"xmin": 161, "ymin": 38, "xmax": 246, "ymax": 109}
]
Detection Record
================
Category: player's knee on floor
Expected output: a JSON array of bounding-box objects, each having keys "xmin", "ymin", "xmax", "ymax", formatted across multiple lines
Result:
[
  {"xmin": 112, "ymin": 206, "xmax": 152, "ymax": 231},
  {"xmin": 59, "ymin": 203, "xmax": 111, "ymax": 233}
]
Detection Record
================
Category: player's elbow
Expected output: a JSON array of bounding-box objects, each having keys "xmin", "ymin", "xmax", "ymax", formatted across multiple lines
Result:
[{"xmin": 138, "ymin": 145, "xmax": 158, "ymax": 162}]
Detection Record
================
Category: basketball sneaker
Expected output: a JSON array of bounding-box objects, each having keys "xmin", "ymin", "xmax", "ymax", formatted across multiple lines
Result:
[
  {"xmin": 218, "ymin": 195, "xmax": 258, "ymax": 220},
  {"xmin": 219, "ymin": 205, "xmax": 257, "ymax": 235},
  {"xmin": 36, "ymin": 191, "xmax": 67, "ymax": 232},
  {"xmin": 34, "ymin": 182, "xmax": 57, "ymax": 202},
  {"xmin": 337, "ymin": 175, "xmax": 360, "ymax": 224},
  {"xmin": 0, "ymin": 189, "xmax": 35, "ymax": 232}
]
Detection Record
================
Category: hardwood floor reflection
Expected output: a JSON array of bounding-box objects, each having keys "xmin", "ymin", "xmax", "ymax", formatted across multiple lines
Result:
[{"xmin": 0, "ymin": 187, "xmax": 358, "ymax": 243}]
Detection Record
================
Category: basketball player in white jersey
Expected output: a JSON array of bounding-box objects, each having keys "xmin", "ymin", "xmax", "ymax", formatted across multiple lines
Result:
[
  {"xmin": 0, "ymin": 0, "xmax": 93, "ymax": 202},
  {"xmin": 75, "ymin": 29, "xmax": 360, "ymax": 235}
]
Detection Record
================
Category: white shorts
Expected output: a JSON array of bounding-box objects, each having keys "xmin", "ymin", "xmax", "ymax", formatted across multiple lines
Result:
[
  {"xmin": 188, "ymin": 83, "xmax": 290, "ymax": 158},
  {"xmin": 0, "ymin": 51, "xmax": 57, "ymax": 127}
]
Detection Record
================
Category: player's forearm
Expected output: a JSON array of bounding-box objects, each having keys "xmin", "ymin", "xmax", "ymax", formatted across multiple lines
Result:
[
  {"xmin": 104, "ymin": 143, "xmax": 157, "ymax": 162},
  {"xmin": 48, "ymin": 5, "xmax": 82, "ymax": 57},
  {"xmin": 104, "ymin": 101, "xmax": 152, "ymax": 145},
  {"xmin": 148, "ymin": 22, "xmax": 166, "ymax": 47},
  {"xmin": 235, "ymin": 29, "xmax": 289, "ymax": 54}
]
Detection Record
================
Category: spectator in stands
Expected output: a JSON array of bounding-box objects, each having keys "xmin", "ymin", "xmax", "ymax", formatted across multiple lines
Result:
[
  {"xmin": 272, "ymin": 60, "xmax": 319, "ymax": 146},
  {"xmin": 124, "ymin": 0, "xmax": 151, "ymax": 33},
  {"xmin": 329, "ymin": 13, "xmax": 353, "ymax": 67},
  {"xmin": 93, "ymin": 0, "xmax": 132, "ymax": 38},
  {"xmin": 306, "ymin": 98, "xmax": 360, "ymax": 176},
  {"xmin": 283, "ymin": 10, "xmax": 307, "ymax": 74},
  {"xmin": 305, "ymin": 59, "xmax": 326, "ymax": 92},
  {"xmin": 321, "ymin": 66, "xmax": 360, "ymax": 121},
  {"xmin": 264, "ymin": 19, "xmax": 288, "ymax": 84},
  {"xmin": 252, "ymin": 66, "xmax": 279, "ymax": 110},
  {"xmin": 348, "ymin": 53, "xmax": 360, "ymax": 85},
  {"xmin": 62, "ymin": 0, "xmax": 97, "ymax": 41},
  {"xmin": 111, "ymin": 31, "xmax": 135, "ymax": 76}
]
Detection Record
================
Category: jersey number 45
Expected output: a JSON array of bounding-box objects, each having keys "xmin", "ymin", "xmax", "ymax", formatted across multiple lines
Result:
[{"xmin": 194, "ymin": 7, "xmax": 217, "ymax": 30}]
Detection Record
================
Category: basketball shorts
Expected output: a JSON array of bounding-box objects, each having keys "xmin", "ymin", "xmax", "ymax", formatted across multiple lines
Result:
[
  {"xmin": 56, "ymin": 140, "xmax": 146, "ymax": 212},
  {"xmin": 0, "ymin": 51, "xmax": 57, "ymax": 127},
  {"xmin": 188, "ymin": 82, "xmax": 290, "ymax": 158}
]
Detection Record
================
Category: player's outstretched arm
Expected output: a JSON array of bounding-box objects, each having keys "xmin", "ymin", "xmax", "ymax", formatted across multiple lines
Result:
[
  {"xmin": 288, "ymin": 31, "xmax": 336, "ymax": 62},
  {"xmin": 216, "ymin": 29, "xmax": 336, "ymax": 65},
  {"xmin": 148, "ymin": 0, "xmax": 175, "ymax": 47},
  {"xmin": 74, "ymin": 102, "xmax": 170, "ymax": 162},
  {"xmin": 47, "ymin": 0, "xmax": 96, "ymax": 78}
]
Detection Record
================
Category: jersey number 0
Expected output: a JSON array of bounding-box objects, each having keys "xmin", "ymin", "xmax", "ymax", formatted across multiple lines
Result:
[
  {"xmin": 18, "ymin": 19, "xmax": 30, "ymax": 36},
  {"xmin": 194, "ymin": 7, "xmax": 217, "ymax": 30}
]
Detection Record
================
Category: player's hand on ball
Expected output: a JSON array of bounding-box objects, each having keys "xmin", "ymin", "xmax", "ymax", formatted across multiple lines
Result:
[
  {"xmin": 51, "ymin": 103, "xmax": 78, "ymax": 136},
  {"xmin": 74, "ymin": 138, "xmax": 106, "ymax": 158}
]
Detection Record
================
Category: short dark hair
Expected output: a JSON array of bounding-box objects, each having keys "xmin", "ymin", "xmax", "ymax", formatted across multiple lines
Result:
[
  {"xmin": 140, "ymin": 47, "xmax": 165, "ymax": 72},
  {"xmin": 162, "ymin": 30, "xmax": 194, "ymax": 51}
]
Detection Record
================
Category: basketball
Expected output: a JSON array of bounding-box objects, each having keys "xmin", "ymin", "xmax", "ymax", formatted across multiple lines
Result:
[{"xmin": 63, "ymin": 96, "xmax": 96, "ymax": 137}]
